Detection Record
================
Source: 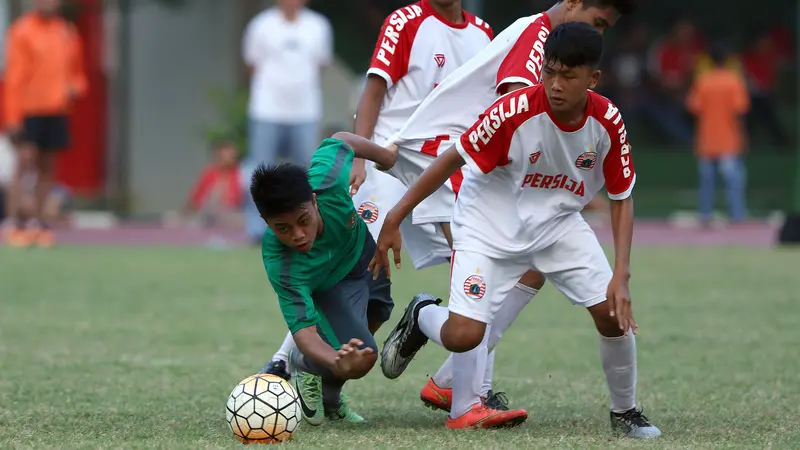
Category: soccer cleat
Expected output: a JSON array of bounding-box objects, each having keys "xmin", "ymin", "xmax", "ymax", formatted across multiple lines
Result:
[
  {"xmin": 259, "ymin": 359, "xmax": 291, "ymax": 381},
  {"xmin": 610, "ymin": 407, "xmax": 662, "ymax": 439},
  {"xmin": 34, "ymin": 229, "xmax": 55, "ymax": 248},
  {"xmin": 325, "ymin": 394, "xmax": 366, "ymax": 424},
  {"xmin": 287, "ymin": 350, "xmax": 324, "ymax": 426},
  {"xmin": 420, "ymin": 378, "xmax": 452, "ymax": 412},
  {"xmin": 445, "ymin": 403, "xmax": 528, "ymax": 429},
  {"xmin": 484, "ymin": 390, "xmax": 510, "ymax": 411},
  {"xmin": 4, "ymin": 227, "xmax": 31, "ymax": 248},
  {"xmin": 380, "ymin": 293, "xmax": 442, "ymax": 379}
]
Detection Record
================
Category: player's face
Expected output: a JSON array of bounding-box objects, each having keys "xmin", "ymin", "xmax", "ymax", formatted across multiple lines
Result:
[
  {"xmin": 429, "ymin": 0, "xmax": 461, "ymax": 9},
  {"xmin": 34, "ymin": 0, "xmax": 61, "ymax": 15},
  {"xmin": 541, "ymin": 60, "xmax": 600, "ymax": 113},
  {"xmin": 566, "ymin": 4, "xmax": 620, "ymax": 34},
  {"xmin": 265, "ymin": 198, "xmax": 320, "ymax": 253}
]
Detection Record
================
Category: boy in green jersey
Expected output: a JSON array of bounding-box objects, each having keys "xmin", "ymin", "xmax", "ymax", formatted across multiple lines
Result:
[{"xmin": 251, "ymin": 132, "xmax": 397, "ymax": 425}]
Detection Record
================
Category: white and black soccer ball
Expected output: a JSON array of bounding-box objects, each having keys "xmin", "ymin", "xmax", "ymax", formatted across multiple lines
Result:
[{"xmin": 225, "ymin": 373, "xmax": 301, "ymax": 444}]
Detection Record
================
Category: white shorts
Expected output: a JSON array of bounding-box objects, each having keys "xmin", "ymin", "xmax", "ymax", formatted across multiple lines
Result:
[
  {"xmin": 352, "ymin": 162, "xmax": 451, "ymax": 270},
  {"xmin": 449, "ymin": 220, "xmax": 612, "ymax": 323},
  {"xmin": 387, "ymin": 144, "xmax": 459, "ymax": 225}
]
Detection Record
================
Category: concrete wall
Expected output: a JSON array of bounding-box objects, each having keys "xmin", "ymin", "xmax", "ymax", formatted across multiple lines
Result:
[
  {"xmin": 126, "ymin": 0, "xmax": 239, "ymax": 216},
  {"xmin": 124, "ymin": 1, "xmax": 356, "ymax": 216}
]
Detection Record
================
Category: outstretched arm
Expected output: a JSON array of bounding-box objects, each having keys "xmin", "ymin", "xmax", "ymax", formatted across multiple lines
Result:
[{"xmin": 331, "ymin": 131, "xmax": 397, "ymax": 170}]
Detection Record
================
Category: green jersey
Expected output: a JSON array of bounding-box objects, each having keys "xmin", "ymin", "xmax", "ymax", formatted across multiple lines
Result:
[{"xmin": 262, "ymin": 138, "xmax": 367, "ymax": 334}]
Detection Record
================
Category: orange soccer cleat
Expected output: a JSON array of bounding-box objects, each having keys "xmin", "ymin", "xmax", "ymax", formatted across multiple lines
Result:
[
  {"xmin": 445, "ymin": 403, "xmax": 528, "ymax": 430},
  {"xmin": 420, "ymin": 378, "xmax": 452, "ymax": 411}
]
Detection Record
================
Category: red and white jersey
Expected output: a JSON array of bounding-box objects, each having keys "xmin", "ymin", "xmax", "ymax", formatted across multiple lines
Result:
[
  {"xmin": 388, "ymin": 13, "xmax": 551, "ymax": 153},
  {"xmin": 367, "ymin": 0, "xmax": 493, "ymax": 143},
  {"xmin": 452, "ymin": 85, "xmax": 636, "ymax": 258}
]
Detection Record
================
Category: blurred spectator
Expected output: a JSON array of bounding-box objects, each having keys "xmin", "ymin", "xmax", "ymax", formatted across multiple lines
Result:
[
  {"xmin": 1, "ymin": 0, "xmax": 86, "ymax": 248},
  {"xmin": 603, "ymin": 24, "xmax": 652, "ymax": 133},
  {"xmin": 241, "ymin": 0, "xmax": 333, "ymax": 242},
  {"xmin": 741, "ymin": 32, "xmax": 789, "ymax": 147},
  {"xmin": 647, "ymin": 18, "xmax": 703, "ymax": 145},
  {"xmin": 175, "ymin": 141, "xmax": 243, "ymax": 230},
  {"xmin": 686, "ymin": 43, "xmax": 750, "ymax": 225}
]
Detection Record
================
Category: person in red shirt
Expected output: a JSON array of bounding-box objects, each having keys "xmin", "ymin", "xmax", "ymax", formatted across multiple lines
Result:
[
  {"xmin": 2, "ymin": 0, "xmax": 87, "ymax": 248},
  {"xmin": 184, "ymin": 142, "xmax": 244, "ymax": 228},
  {"xmin": 741, "ymin": 32, "xmax": 789, "ymax": 147}
]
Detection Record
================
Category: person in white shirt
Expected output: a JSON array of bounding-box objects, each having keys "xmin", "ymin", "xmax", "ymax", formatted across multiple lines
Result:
[
  {"xmin": 241, "ymin": 0, "xmax": 333, "ymax": 242},
  {"xmin": 372, "ymin": 22, "xmax": 662, "ymax": 438}
]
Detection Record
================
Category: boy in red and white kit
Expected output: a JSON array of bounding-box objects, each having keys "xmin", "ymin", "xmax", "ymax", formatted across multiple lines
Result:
[
  {"xmin": 373, "ymin": 22, "xmax": 661, "ymax": 438},
  {"xmin": 374, "ymin": 0, "xmax": 635, "ymax": 423},
  {"xmin": 258, "ymin": 0, "xmax": 517, "ymax": 422}
]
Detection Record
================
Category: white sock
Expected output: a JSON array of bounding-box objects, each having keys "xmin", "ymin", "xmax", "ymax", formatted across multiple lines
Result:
[
  {"xmin": 599, "ymin": 332, "xmax": 637, "ymax": 413},
  {"xmin": 487, "ymin": 283, "xmax": 538, "ymax": 351},
  {"xmin": 418, "ymin": 305, "xmax": 449, "ymax": 346},
  {"xmin": 271, "ymin": 331, "xmax": 297, "ymax": 363},
  {"xmin": 481, "ymin": 349, "xmax": 495, "ymax": 397},
  {"xmin": 432, "ymin": 354, "xmax": 453, "ymax": 388},
  {"xmin": 451, "ymin": 325, "xmax": 490, "ymax": 419}
]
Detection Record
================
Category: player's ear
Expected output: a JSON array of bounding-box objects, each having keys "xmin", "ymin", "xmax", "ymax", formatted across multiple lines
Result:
[
  {"xmin": 566, "ymin": 0, "xmax": 582, "ymax": 11},
  {"xmin": 311, "ymin": 193, "xmax": 317, "ymax": 209},
  {"xmin": 589, "ymin": 69, "xmax": 602, "ymax": 90}
]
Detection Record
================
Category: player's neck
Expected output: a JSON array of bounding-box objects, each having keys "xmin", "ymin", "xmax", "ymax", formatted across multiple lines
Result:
[
  {"xmin": 544, "ymin": 2, "xmax": 568, "ymax": 28},
  {"xmin": 551, "ymin": 97, "xmax": 588, "ymax": 127},
  {"xmin": 316, "ymin": 211, "xmax": 325, "ymax": 237},
  {"xmin": 427, "ymin": 1, "xmax": 465, "ymax": 24},
  {"xmin": 280, "ymin": 7, "xmax": 301, "ymax": 22}
]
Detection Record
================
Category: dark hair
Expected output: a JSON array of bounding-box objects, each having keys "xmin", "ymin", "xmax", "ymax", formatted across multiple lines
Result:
[
  {"xmin": 559, "ymin": 0, "xmax": 637, "ymax": 15},
  {"xmin": 249, "ymin": 163, "xmax": 313, "ymax": 218},
  {"xmin": 580, "ymin": 0, "xmax": 637, "ymax": 15},
  {"xmin": 708, "ymin": 42, "xmax": 731, "ymax": 66},
  {"xmin": 544, "ymin": 22, "xmax": 604, "ymax": 69}
]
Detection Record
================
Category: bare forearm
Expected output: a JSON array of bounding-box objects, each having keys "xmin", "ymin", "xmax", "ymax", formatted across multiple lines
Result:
[
  {"xmin": 292, "ymin": 327, "xmax": 340, "ymax": 371},
  {"xmin": 353, "ymin": 76, "xmax": 388, "ymax": 170},
  {"xmin": 389, "ymin": 147, "xmax": 465, "ymax": 223},
  {"xmin": 331, "ymin": 132, "xmax": 396, "ymax": 168},
  {"xmin": 610, "ymin": 197, "xmax": 634, "ymax": 277}
]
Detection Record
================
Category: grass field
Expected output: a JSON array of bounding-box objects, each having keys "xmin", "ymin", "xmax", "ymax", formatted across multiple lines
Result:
[{"xmin": 1, "ymin": 245, "xmax": 799, "ymax": 449}]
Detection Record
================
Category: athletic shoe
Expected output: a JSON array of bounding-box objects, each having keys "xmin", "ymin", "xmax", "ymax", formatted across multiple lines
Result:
[
  {"xmin": 445, "ymin": 403, "xmax": 528, "ymax": 429},
  {"xmin": 325, "ymin": 394, "xmax": 366, "ymax": 424},
  {"xmin": 258, "ymin": 359, "xmax": 290, "ymax": 381},
  {"xmin": 420, "ymin": 378, "xmax": 452, "ymax": 411},
  {"xmin": 610, "ymin": 407, "xmax": 662, "ymax": 439},
  {"xmin": 380, "ymin": 293, "xmax": 441, "ymax": 379},
  {"xmin": 484, "ymin": 390, "xmax": 510, "ymax": 411},
  {"xmin": 287, "ymin": 349, "xmax": 324, "ymax": 426}
]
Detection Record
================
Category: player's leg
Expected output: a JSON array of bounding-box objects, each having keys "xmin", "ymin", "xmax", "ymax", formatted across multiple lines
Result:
[
  {"xmin": 534, "ymin": 220, "xmax": 661, "ymax": 439},
  {"xmin": 3, "ymin": 144, "xmax": 36, "ymax": 247},
  {"xmin": 697, "ymin": 157, "xmax": 716, "ymax": 226},
  {"xmin": 258, "ymin": 331, "xmax": 295, "ymax": 381},
  {"xmin": 381, "ymin": 251, "xmax": 529, "ymax": 428},
  {"xmin": 718, "ymin": 155, "xmax": 747, "ymax": 223}
]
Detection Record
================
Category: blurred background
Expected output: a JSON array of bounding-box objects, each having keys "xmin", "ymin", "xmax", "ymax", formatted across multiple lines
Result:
[{"xmin": 0, "ymin": 0, "xmax": 797, "ymax": 245}]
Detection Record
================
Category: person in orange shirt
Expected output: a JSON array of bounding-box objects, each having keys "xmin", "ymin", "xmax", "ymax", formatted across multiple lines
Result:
[
  {"xmin": 686, "ymin": 43, "xmax": 750, "ymax": 226},
  {"xmin": 2, "ymin": 0, "xmax": 86, "ymax": 248}
]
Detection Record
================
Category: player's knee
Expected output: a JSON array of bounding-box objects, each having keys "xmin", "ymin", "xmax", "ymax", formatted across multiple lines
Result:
[
  {"xmin": 587, "ymin": 301, "xmax": 625, "ymax": 338},
  {"xmin": 519, "ymin": 270, "xmax": 546, "ymax": 290},
  {"xmin": 440, "ymin": 315, "xmax": 486, "ymax": 352}
]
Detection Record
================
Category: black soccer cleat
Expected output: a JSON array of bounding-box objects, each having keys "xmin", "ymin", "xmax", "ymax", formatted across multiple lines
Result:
[
  {"xmin": 380, "ymin": 293, "xmax": 442, "ymax": 379},
  {"xmin": 610, "ymin": 407, "xmax": 662, "ymax": 439},
  {"xmin": 258, "ymin": 359, "xmax": 291, "ymax": 381},
  {"xmin": 484, "ymin": 390, "xmax": 510, "ymax": 411}
]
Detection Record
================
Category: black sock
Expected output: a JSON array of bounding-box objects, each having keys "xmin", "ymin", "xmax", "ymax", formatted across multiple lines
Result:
[{"xmin": 322, "ymin": 380, "xmax": 343, "ymax": 412}]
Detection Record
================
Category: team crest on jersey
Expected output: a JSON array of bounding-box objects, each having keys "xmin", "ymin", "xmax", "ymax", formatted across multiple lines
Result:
[
  {"xmin": 463, "ymin": 275, "xmax": 486, "ymax": 299},
  {"xmin": 529, "ymin": 151, "xmax": 541, "ymax": 165},
  {"xmin": 357, "ymin": 202, "xmax": 379, "ymax": 224},
  {"xmin": 434, "ymin": 53, "xmax": 446, "ymax": 68},
  {"xmin": 575, "ymin": 151, "xmax": 597, "ymax": 170}
]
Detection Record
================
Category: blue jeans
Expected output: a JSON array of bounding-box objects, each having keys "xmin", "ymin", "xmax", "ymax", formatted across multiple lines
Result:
[
  {"xmin": 244, "ymin": 119, "xmax": 319, "ymax": 241},
  {"xmin": 698, "ymin": 155, "xmax": 747, "ymax": 223}
]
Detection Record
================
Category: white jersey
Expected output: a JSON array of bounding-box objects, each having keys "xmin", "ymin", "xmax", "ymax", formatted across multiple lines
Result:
[
  {"xmin": 367, "ymin": 1, "xmax": 493, "ymax": 144},
  {"xmin": 388, "ymin": 13, "xmax": 552, "ymax": 154},
  {"xmin": 452, "ymin": 85, "xmax": 636, "ymax": 259}
]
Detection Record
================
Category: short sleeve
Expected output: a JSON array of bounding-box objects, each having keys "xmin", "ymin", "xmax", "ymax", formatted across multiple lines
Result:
[
  {"xmin": 599, "ymin": 102, "xmax": 636, "ymax": 200},
  {"xmin": 307, "ymin": 138, "xmax": 355, "ymax": 192},
  {"xmin": 455, "ymin": 89, "xmax": 536, "ymax": 174},
  {"xmin": 366, "ymin": 12, "xmax": 418, "ymax": 89},
  {"xmin": 242, "ymin": 16, "xmax": 262, "ymax": 66},
  {"xmin": 264, "ymin": 254, "xmax": 319, "ymax": 334},
  {"xmin": 496, "ymin": 19, "xmax": 549, "ymax": 91}
]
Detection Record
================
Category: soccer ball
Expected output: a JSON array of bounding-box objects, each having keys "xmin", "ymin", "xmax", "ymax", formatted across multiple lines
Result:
[{"xmin": 225, "ymin": 373, "xmax": 301, "ymax": 444}]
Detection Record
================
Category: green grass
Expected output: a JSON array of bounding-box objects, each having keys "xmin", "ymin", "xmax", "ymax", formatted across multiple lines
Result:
[{"xmin": 1, "ymin": 246, "xmax": 799, "ymax": 449}]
